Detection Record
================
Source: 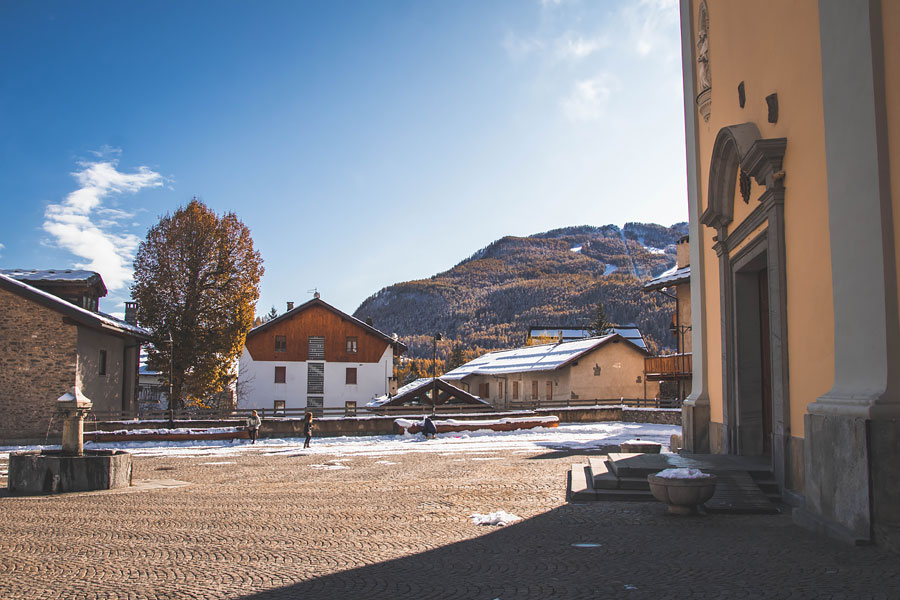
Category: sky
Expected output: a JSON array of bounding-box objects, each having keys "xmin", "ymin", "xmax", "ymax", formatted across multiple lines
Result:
[{"xmin": 0, "ymin": 0, "xmax": 688, "ymax": 318}]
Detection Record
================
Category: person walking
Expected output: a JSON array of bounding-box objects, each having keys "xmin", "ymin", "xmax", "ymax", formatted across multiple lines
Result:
[
  {"xmin": 422, "ymin": 416, "xmax": 437, "ymax": 440},
  {"xmin": 247, "ymin": 410, "xmax": 262, "ymax": 444},
  {"xmin": 303, "ymin": 412, "xmax": 314, "ymax": 449}
]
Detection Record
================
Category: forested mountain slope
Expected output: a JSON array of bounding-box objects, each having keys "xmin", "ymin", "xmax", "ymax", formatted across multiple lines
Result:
[{"xmin": 354, "ymin": 222, "xmax": 688, "ymax": 359}]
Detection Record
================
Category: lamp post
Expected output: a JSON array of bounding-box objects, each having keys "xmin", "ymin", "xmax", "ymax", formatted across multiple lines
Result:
[
  {"xmin": 166, "ymin": 331, "xmax": 174, "ymax": 424},
  {"xmin": 432, "ymin": 333, "xmax": 441, "ymax": 417}
]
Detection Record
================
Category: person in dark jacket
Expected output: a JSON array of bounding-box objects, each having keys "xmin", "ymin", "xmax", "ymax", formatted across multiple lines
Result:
[
  {"xmin": 422, "ymin": 416, "xmax": 437, "ymax": 440},
  {"xmin": 303, "ymin": 412, "xmax": 314, "ymax": 449},
  {"xmin": 247, "ymin": 410, "xmax": 262, "ymax": 444}
]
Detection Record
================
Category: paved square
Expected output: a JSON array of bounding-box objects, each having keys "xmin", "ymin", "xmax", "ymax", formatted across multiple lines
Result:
[{"xmin": 1, "ymin": 440, "xmax": 898, "ymax": 599}]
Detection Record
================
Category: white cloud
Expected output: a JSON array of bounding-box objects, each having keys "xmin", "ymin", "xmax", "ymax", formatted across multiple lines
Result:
[
  {"xmin": 43, "ymin": 158, "xmax": 164, "ymax": 291},
  {"xmin": 561, "ymin": 74, "xmax": 614, "ymax": 121},
  {"xmin": 556, "ymin": 33, "xmax": 609, "ymax": 60},
  {"xmin": 0, "ymin": 242, "xmax": 5, "ymax": 258},
  {"xmin": 625, "ymin": 0, "xmax": 679, "ymax": 57},
  {"xmin": 502, "ymin": 31, "xmax": 544, "ymax": 60}
]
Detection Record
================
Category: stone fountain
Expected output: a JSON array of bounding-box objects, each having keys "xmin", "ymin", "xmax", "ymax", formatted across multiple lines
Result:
[{"xmin": 7, "ymin": 388, "xmax": 133, "ymax": 495}]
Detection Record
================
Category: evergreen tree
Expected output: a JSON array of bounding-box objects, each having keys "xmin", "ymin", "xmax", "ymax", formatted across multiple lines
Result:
[
  {"xmin": 263, "ymin": 306, "xmax": 278, "ymax": 322},
  {"xmin": 588, "ymin": 300, "xmax": 614, "ymax": 336}
]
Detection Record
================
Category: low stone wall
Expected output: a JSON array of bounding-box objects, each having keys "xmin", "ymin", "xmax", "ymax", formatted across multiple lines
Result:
[{"xmin": 74, "ymin": 407, "xmax": 681, "ymax": 441}]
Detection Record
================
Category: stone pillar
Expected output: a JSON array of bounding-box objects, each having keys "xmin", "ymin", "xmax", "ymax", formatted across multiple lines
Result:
[
  {"xmin": 56, "ymin": 387, "xmax": 92, "ymax": 457},
  {"xmin": 798, "ymin": 0, "xmax": 900, "ymax": 549},
  {"xmin": 679, "ymin": 0, "xmax": 710, "ymax": 453}
]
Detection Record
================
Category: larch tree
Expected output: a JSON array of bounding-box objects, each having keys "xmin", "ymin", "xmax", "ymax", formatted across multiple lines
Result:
[{"xmin": 132, "ymin": 199, "xmax": 264, "ymax": 410}]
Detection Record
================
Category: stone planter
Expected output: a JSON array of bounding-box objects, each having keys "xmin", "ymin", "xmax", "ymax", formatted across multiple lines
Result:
[{"xmin": 648, "ymin": 470, "xmax": 718, "ymax": 515}]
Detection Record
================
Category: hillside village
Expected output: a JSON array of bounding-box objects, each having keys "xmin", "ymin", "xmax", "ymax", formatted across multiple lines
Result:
[{"xmin": 2, "ymin": 2, "xmax": 900, "ymax": 597}]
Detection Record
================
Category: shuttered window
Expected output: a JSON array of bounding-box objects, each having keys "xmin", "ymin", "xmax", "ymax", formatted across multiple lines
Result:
[
  {"xmin": 346, "ymin": 367, "xmax": 357, "ymax": 385},
  {"xmin": 274, "ymin": 366, "xmax": 286, "ymax": 383},
  {"xmin": 306, "ymin": 396, "xmax": 323, "ymax": 416},
  {"xmin": 308, "ymin": 336, "xmax": 325, "ymax": 360},
  {"xmin": 531, "ymin": 381, "xmax": 538, "ymax": 400},
  {"xmin": 307, "ymin": 363, "xmax": 324, "ymax": 394},
  {"xmin": 498, "ymin": 381, "xmax": 504, "ymax": 398},
  {"xmin": 512, "ymin": 381, "xmax": 519, "ymax": 400},
  {"xmin": 479, "ymin": 382, "xmax": 489, "ymax": 398},
  {"xmin": 546, "ymin": 381, "xmax": 552, "ymax": 400}
]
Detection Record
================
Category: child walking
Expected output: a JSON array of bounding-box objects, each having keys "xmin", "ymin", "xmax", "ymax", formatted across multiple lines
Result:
[{"xmin": 303, "ymin": 412, "xmax": 314, "ymax": 449}]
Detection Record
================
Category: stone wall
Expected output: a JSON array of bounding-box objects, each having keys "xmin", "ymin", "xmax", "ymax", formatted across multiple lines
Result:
[{"xmin": 0, "ymin": 288, "xmax": 78, "ymax": 443}]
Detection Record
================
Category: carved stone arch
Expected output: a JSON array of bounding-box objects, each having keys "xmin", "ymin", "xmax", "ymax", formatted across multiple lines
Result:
[{"xmin": 701, "ymin": 122, "xmax": 786, "ymax": 239}]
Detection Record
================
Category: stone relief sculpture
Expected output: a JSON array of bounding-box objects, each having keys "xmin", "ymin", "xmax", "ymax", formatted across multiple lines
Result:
[{"xmin": 696, "ymin": 1, "xmax": 712, "ymax": 121}]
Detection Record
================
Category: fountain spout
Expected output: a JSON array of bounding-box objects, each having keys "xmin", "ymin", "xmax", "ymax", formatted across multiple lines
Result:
[{"xmin": 56, "ymin": 387, "xmax": 93, "ymax": 456}]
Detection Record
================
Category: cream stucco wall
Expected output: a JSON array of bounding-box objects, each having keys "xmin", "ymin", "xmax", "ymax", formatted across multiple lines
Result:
[{"xmin": 696, "ymin": 0, "xmax": 835, "ymax": 438}]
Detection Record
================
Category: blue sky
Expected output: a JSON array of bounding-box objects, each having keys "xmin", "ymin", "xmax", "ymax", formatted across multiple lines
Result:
[{"xmin": 0, "ymin": 0, "xmax": 687, "ymax": 318}]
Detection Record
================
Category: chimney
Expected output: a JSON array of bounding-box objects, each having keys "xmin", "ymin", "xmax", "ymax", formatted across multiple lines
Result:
[
  {"xmin": 286, "ymin": 301, "xmax": 294, "ymax": 312},
  {"xmin": 124, "ymin": 302, "xmax": 138, "ymax": 325}
]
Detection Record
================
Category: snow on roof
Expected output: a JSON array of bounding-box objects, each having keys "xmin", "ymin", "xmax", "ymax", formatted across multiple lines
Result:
[
  {"xmin": 527, "ymin": 326, "xmax": 646, "ymax": 350},
  {"xmin": 369, "ymin": 377, "xmax": 435, "ymax": 407},
  {"xmin": 643, "ymin": 265, "xmax": 691, "ymax": 292},
  {"xmin": 443, "ymin": 334, "xmax": 642, "ymax": 380},
  {"xmin": 0, "ymin": 268, "xmax": 100, "ymax": 283},
  {"xmin": 0, "ymin": 272, "xmax": 149, "ymax": 339}
]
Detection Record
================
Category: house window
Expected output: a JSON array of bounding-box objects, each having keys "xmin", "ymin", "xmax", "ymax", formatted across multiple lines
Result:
[
  {"xmin": 546, "ymin": 381, "xmax": 552, "ymax": 400},
  {"xmin": 512, "ymin": 381, "xmax": 519, "ymax": 400},
  {"xmin": 531, "ymin": 381, "xmax": 538, "ymax": 400},
  {"xmin": 308, "ymin": 336, "xmax": 325, "ymax": 360},
  {"xmin": 498, "ymin": 381, "xmax": 504, "ymax": 398},
  {"xmin": 274, "ymin": 400, "xmax": 285, "ymax": 416},
  {"xmin": 346, "ymin": 367, "xmax": 357, "ymax": 385},
  {"xmin": 274, "ymin": 366, "xmax": 286, "ymax": 383},
  {"xmin": 99, "ymin": 349, "xmax": 107, "ymax": 376},
  {"xmin": 308, "ymin": 363, "xmax": 325, "ymax": 394},
  {"xmin": 346, "ymin": 336, "xmax": 358, "ymax": 354},
  {"xmin": 275, "ymin": 335, "xmax": 287, "ymax": 352}
]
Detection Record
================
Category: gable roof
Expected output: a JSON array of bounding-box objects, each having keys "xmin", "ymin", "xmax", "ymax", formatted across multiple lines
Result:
[
  {"xmin": 367, "ymin": 377, "xmax": 490, "ymax": 408},
  {"xmin": 247, "ymin": 297, "xmax": 407, "ymax": 353},
  {"xmin": 0, "ymin": 272, "xmax": 149, "ymax": 340},
  {"xmin": 442, "ymin": 333, "xmax": 647, "ymax": 380}
]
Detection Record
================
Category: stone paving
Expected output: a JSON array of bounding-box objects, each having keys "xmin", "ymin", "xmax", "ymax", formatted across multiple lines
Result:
[{"xmin": 0, "ymin": 447, "xmax": 898, "ymax": 600}]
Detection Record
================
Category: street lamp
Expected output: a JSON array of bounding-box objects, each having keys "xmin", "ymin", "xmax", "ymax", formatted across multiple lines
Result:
[
  {"xmin": 166, "ymin": 331, "xmax": 174, "ymax": 423},
  {"xmin": 432, "ymin": 333, "xmax": 442, "ymax": 417}
]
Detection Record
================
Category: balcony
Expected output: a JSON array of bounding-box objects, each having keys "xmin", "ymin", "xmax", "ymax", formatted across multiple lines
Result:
[{"xmin": 644, "ymin": 353, "xmax": 692, "ymax": 380}]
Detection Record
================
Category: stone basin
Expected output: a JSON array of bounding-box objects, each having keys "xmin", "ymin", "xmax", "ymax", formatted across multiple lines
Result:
[
  {"xmin": 647, "ymin": 472, "xmax": 718, "ymax": 515},
  {"xmin": 620, "ymin": 441, "xmax": 662, "ymax": 453},
  {"xmin": 7, "ymin": 449, "xmax": 133, "ymax": 495}
]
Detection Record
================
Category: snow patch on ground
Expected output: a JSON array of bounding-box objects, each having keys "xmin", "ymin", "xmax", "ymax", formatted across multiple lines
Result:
[
  {"xmin": 470, "ymin": 511, "xmax": 521, "ymax": 526},
  {"xmin": 604, "ymin": 264, "xmax": 618, "ymax": 275},
  {"xmin": 570, "ymin": 245, "xmax": 582, "ymax": 253},
  {"xmin": 310, "ymin": 463, "xmax": 350, "ymax": 470},
  {"xmin": 0, "ymin": 422, "xmax": 680, "ymax": 461}
]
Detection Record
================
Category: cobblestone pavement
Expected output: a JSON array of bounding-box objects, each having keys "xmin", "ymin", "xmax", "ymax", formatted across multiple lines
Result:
[{"xmin": 1, "ymin": 447, "xmax": 898, "ymax": 600}]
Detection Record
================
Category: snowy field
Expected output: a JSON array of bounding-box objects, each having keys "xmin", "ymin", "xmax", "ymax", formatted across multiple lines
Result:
[{"xmin": 0, "ymin": 421, "xmax": 679, "ymax": 461}]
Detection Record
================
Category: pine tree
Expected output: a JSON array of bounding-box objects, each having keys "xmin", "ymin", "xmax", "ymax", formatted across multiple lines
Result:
[
  {"xmin": 263, "ymin": 306, "xmax": 278, "ymax": 322},
  {"xmin": 588, "ymin": 300, "xmax": 614, "ymax": 336}
]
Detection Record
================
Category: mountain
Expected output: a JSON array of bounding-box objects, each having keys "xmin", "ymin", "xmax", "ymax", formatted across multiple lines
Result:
[{"xmin": 354, "ymin": 222, "xmax": 688, "ymax": 359}]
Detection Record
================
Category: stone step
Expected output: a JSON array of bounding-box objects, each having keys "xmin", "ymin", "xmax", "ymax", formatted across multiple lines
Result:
[
  {"xmin": 567, "ymin": 464, "xmax": 656, "ymax": 502},
  {"xmin": 589, "ymin": 457, "xmax": 649, "ymax": 490},
  {"xmin": 703, "ymin": 471, "xmax": 779, "ymax": 514},
  {"xmin": 568, "ymin": 464, "xmax": 593, "ymax": 501}
]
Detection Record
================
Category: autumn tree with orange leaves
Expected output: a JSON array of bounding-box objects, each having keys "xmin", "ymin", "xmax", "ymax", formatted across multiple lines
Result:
[{"xmin": 132, "ymin": 199, "xmax": 264, "ymax": 410}]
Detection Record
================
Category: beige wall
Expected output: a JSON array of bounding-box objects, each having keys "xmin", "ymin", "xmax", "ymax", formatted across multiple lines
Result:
[
  {"xmin": 569, "ymin": 341, "xmax": 657, "ymax": 400},
  {"xmin": 76, "ymin": 326, "xmax": 127, "ymax": 414},
  {"xmin": 696, "ymin": 0, "xmax": 835, "ymax": 438},
  {"xmin": 676, "ymin": 282, "xmax": 692, "ymax": 354}
]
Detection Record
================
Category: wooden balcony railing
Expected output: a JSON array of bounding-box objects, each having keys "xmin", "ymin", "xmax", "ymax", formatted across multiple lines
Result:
[{"xmin": 644, "ymin": 353, "xmax": 692, "ymax": 379}]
